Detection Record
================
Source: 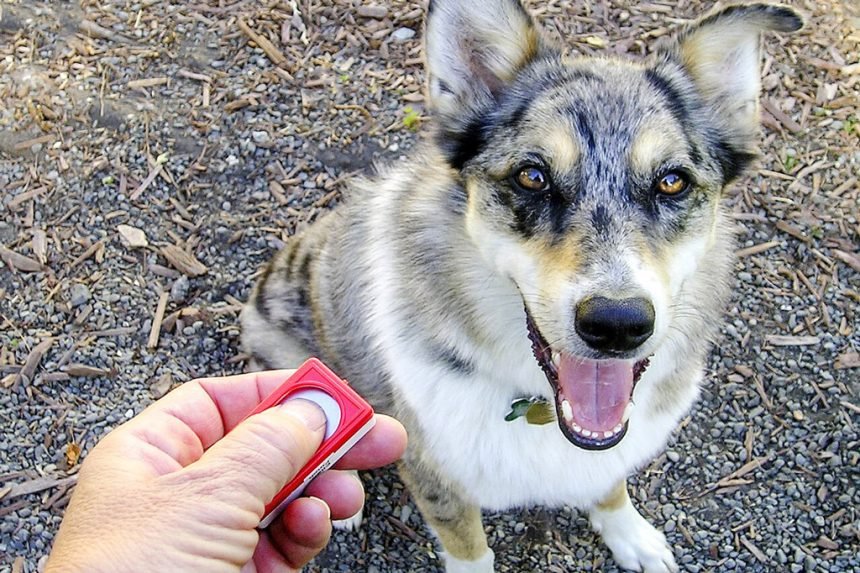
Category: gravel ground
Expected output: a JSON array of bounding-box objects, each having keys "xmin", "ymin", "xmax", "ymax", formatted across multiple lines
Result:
[{"xmin": 1, "ymin": 1, "xmax": 858, "ymax": 572}]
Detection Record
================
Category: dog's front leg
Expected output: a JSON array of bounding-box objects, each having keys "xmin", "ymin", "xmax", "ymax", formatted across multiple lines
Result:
[
  {"xmin": 588, "ymin": 480, "xmax": 678, "ymax": 573},
  {"xmin": 399, "ymin": 461, "xmax": 494, "ymax": 573}
]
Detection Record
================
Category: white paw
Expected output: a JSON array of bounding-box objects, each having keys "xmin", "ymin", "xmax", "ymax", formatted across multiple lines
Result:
[
  {"xmin": 332, "ymin": 508, "xmax": 363, "ymax": 531},
  {"xmin": 443, "ymin": 548, "xmax": 495, "ymax": 573},
  {"xmin": 590, "ymin": 506, "xmax": 678, "ymax": 573},
  {"xmin": 331, "ymin": 470, "xmax": 363, "ymax": 532}
]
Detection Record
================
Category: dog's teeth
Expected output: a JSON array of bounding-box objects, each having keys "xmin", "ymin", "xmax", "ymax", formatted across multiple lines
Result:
[
  {"xmin": 613, "ymin": 424, "xmax": 623, "ymax": 434},
  {"xmin": 551, "ymin": 353, "xmax": 560, "ymax": 367},
  {"xmin": 572, "ymin": 423, "xmax": 582, "ymax": 433},
  {"xmin": 622, "ymin": 402, "xmax": 635, "ymax": 424},
  {"xmin": 582, "ymin": 429, "xmax": 592, "ymax": 438},
  {"xmin": 603, "ymin": 430, "xmax": 614, "ymax": 439},
  {"xmin": 561, "ymin": 399, "xmax": 573, "ymax": 422}
]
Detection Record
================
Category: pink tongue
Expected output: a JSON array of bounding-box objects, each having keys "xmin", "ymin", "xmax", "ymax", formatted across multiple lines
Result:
[{"xmin": 558, "ymin": 356, "xmax": 634, "ymax": 433}]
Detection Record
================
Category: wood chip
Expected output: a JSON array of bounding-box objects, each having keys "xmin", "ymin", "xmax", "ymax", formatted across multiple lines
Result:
[
  {"xmin": 68, "ymin": 240, "xmax": 104, "ymax": 268},
  {"xmin": 716, "ymin": 478, "xmax": 753, "ymax": 489},
  {"xmin": 835, "ymin": 351, "xmax": 860, "ymax": 370},
  {"xmin": 148, "ymin": 291, "xmax": 170, "ymax": 349},
  {"xmin": 758, "ymin": 168, "xmax": 794, "ymax": 181},
  {"xmin": 829, "ymin": 177, "xmax": 857, "ymax": 198},
  {"xmin": 149, "ymin": 263, "xmax": 181, "ymax": 279},
  {"xmin": 0, "ymin": 500, "xmax": 28, "ymax": 519},
  {"xmin": 13, "ymin": 338, "xmax": 53, "ymax": 388},
  {"xmin": 735, "ymin": 241, "xmax": 780, "ymax": 258},
  {"xmin": 127, "ymin": 77, "xmax": 169, "ymax": 89},
  {"xmin": 5, "ymin": 475, "xmax": 78, "ymax": 500},
  {"xmin": 88, "ymin": 326, "xmax": 137, "ymax": 338},
  {"xmin": 12, "ymin": 557, "xmax": 23, "ymax": 573},
  {"xmin": 129, "ymin": 163, "xmax": 163, "ymax": 201},
  {"xmin": 841, "ymin": 63, "xmax": 860, "ymax": 76},
  {"xmin": 761, "ymin": 99, "xmax": 803, "ymax": 133},
  {"xmin": 65, "ymin": 364, "xmax": 110, "ymax": 377},
  {"xmin": 740, "ymin": 536, "xmax": 769, "ymax": 563},
  {"xmin": 0, "ymin": 245, "xmax": 42, "ymax": 272},
  {"xmin": 7, "ymin": 186, "xmax": 47, "ymax": 209},
  {"xmin": 734, "ymin": 364, "xmax": 755, "ymax": 378},
  {"xmin": 840, "ymin": 401, "xmax": 860, "ymax": 415},
  {"xmin": 178, "ymin": 69, "xmax": 212, "ymax": 83},
  {"xmin": 150, "ymin": 372, "xmax": 174, "ymax": 399},
  {"xmin": 269, "ymin": 180, "xmax": 289, "ymax": 205},
  {"xmin": 775, "ymin": 221, "xmax": 809, "ymax": 243},
  {"xmin": 224, "ymin": 96, "xmax": 255, "ymax": 112},
  {"xmin": 160, "ymin": 245, "xmax": 208, "ymax": 276},
  {"xmin": 238, "ymin": 19, "xmax": 287, "ymax": 66},
  {"xmin": 117, "ymin": 224, "xmax": 148, "ymax": 248},
  {"xmin": 832, "ymin": 250, "xmax": 860, "ymax": 273},
  {"xmin": 765, "ymin": 335, "xmax": 820, "ymax": 346},
  {"xmin": 731, "ymin": 457, "xmax": 768, "ymax": 480},
  {"xmin": 31, "ymin": 229, "xmax": 48, "ymax": 264},
  {"xmin": 13, "ymin": 134, "xmax": 54, "ymax": 151},
  {"xmin": 584, "ymin": 35, "xmax": 607, "ymax": 47},
  {"xmin": 357, "ymin": 5, "xmax": 389, "ymax": 19},
  {"xmin": 79, "ymin": 19, "xmax": 131, "ymax": 43}
]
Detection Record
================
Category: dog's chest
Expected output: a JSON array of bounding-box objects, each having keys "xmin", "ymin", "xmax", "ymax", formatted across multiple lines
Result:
[{"xmin": 386, "ymin": 350, "xmax": 686, "ymax": 511}]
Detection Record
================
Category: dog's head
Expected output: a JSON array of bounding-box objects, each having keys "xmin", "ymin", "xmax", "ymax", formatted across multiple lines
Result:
[{"xmin": 425, "ymin": 1, "xmax": 802, "ymax": 449}]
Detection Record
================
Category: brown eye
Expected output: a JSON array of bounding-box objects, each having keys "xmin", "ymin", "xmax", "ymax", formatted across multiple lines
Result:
[
  {"xmin": 514, "ymin": 166, "xmax": 550, "ymax": 192},
  {"xmin": 656, "ymin": 171, "xmax": 688, "ymax": 196}
]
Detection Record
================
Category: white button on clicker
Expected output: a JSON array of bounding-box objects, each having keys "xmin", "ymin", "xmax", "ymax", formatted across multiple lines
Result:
[{"xmin": 284, "ymin": 389, "xmax": 341, "ymax": 440}]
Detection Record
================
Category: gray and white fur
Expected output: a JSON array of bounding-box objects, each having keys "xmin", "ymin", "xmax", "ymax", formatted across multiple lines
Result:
[{"xmin": 242, "ymin": 2, "xmax": 802, "ymax": 571}]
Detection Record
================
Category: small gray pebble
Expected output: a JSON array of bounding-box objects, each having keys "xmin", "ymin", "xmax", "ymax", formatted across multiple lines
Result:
[
  {"xmin": 251, "ymin": 130, "xmax": 271, "ymax": 145},
  {"xmin": 69, "ymin": 283, "xmax": 92, "ymax": 307},
  {"xmin": 170, "ymin": 276, "xmax": 190, "ymax": 303},
  {"xmin": 391, "ymin": 27, "xmax": 416, "ymax": 42}
]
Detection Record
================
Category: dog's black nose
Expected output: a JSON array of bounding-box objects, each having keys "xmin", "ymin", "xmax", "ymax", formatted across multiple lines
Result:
[{"xmin": 575, "ymin": 297, "xmax": 655, "ymax": 353}]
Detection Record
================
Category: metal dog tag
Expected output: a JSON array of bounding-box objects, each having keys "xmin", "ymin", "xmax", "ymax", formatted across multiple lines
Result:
[{"xmin": 505, "ymin": 397, "xmax": 554, "ymax": 425}]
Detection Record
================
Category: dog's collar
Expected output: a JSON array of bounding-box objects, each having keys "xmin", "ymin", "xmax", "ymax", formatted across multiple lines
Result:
[{"xmin": 505, "ymin": 396, "xmax": 554, "ymax": 425}]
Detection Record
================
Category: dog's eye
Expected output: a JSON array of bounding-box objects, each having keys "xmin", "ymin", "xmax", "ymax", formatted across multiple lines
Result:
[
  {"xmin": 655, "ymin": 171, "xmax": 689, "ymax": 196},
  {"xmin": 514, "ymin": 166, "xmax": 550, "ymax": 192}
]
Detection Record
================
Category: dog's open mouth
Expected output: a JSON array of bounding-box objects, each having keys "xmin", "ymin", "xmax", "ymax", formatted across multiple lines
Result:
[{"xmin": 525, "ymin": 306, "xmax": 649, "ymax": 450}]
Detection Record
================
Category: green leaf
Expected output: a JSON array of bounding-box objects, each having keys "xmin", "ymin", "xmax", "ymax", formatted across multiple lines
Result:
[{"xmin": 402, "ymin": 106, "xmax": 421, "ymax": 131}]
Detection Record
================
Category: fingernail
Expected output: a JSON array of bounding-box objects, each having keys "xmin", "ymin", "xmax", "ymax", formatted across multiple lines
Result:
[
  {"xmin": 308, "ymin": 496, "xmax": 331, "ymax": 520},
  {"xmin": 278, "ymin": 399, "xmax": 327, "ymax": 432}
]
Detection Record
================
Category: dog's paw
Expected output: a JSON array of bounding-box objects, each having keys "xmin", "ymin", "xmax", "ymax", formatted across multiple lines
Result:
[
  {"xmin": 443, "ymin": 548, "xmax": 495, "ymax": 573},
  {"xmin": 590, "ymin": 506, "xmax": 678, "ymax": 573},
  {"xmin": 331, "ymin": 470, "xmax": 364, "ymax": 532},
  {"xmin": 332, "ymin": 509, "xmax": 363, "ymax": 532}
]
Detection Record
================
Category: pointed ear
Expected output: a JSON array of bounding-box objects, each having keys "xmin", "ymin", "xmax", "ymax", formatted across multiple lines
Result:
[
  {"xmin": 425, "ymin": 0, "xmax": 549, "ymax": 120},
  {"xmin": 666, "ymin": 3, "xmax": 803, "ymax": 146}
]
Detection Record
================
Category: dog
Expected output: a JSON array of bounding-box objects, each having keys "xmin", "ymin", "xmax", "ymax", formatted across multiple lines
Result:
[{"xmin": 241, "ymin": 2, "xmax": 802, "ymax": 571}]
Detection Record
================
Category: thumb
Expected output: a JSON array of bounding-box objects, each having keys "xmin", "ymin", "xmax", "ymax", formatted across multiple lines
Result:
[{"xmin": 188, "ymin": 400, "xmax": 327, "ymax": 507}]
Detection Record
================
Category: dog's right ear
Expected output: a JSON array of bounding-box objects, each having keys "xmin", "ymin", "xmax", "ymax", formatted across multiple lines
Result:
[{"xmin": 425, "ymin": 0, "xmax": 549, "ymax": 121}]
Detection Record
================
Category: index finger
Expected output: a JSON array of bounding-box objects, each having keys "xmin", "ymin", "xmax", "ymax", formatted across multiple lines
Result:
[{"xmin": 334, "ymin": 414, "xmax": 407, "ymax": 470}]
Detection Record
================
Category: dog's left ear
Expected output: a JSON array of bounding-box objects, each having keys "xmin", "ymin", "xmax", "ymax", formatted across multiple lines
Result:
[{"xmin": 660, "ymin": 3, "xmax": 803, "ymax": 150}]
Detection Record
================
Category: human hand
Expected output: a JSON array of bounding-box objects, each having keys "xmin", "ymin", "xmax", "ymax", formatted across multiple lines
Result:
[{"xmin": 45, "ymin": 370, "xmax": 407, "ymax": 573}]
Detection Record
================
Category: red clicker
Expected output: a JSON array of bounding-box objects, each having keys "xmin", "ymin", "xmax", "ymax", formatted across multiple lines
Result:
[{"xmin": 245, "ymin": 358, "xmax": 376, "ymax": 528}]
